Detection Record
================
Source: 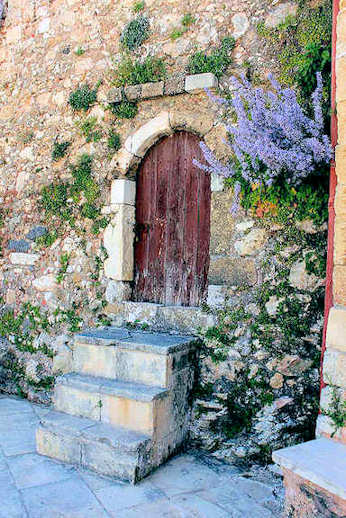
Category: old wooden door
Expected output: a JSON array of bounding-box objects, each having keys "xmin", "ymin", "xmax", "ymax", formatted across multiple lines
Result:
[{"xmin": 133, "ymin": 131, "xmax": 211, "ymax": 306}]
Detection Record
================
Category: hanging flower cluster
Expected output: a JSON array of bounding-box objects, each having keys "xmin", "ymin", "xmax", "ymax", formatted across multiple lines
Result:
[{"xmin": 194, "ymin": 73, "xmax": 332, "ymax": 214}]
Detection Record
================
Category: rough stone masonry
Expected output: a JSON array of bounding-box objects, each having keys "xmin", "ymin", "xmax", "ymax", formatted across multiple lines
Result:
[{"xmin": 0, "ymin": 0, "xmax": 328, "ymax": 465}]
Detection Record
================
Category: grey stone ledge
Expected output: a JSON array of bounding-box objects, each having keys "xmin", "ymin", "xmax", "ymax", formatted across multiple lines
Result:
[
  {"xmin": 106, "ymin": 73, "xmax": 218, "ymax": 104},
  {"xmin": 273, "ymin": 438, "xmax": 346, "ymax": 500},
  {"xmin": 75, "ymin": 327, "xmax": 197, "ymax": 354},
  {"xmin": 58, "ymin": 373, "xmax": 169, "ymax": 402}
]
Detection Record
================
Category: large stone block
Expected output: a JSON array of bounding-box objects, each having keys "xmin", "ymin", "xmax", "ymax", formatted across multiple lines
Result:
[
  {"xmin": 101, "ymin": 391, "xmax": 154, "ymax": 434},
  {"xmin": 336, "ymin": 55, "xmax": 346, "ymax": 103},
  {"xmin": 105, "ymin": 280, "xmax": 132, "ymax": 303},
  {"xmin": 210, "ymin": 190, "xmax": 236, "ymax": 254},
  {"xmin": 125, "ymin": 112, "xmax": 172, "ymax": 158},
  {"xmin": 36, "ymin": 427, "xmax": 81, "ymax": 464},
  {"xmin": 323, "ymin": 348, "xmax": 346, "ymax": 388},
  {"xmin": 104, "ymin": 205, "xmax": 135, "ymax": 281},
  {"xmin": 9, "ymin": 253, "xmax": 39, "ymax": 266},
  {"xmin": 81, "ymin": 440, "xmax": 137, "ymax": 481},
  {"xmin": 234, "ymin": 228, "xmax": 267, "ymax": 256},
  {"xmin": 54, "ymin": 380, "xmax": 101, "ymax": 421},
  {"xmin": 185, "ymin": 73, "xmax": 218, "ymax": 93},
  {"xmin": 337, "ymin": 101, "xmax": 346, "ymax": 144},
  {"xmin": 335, "ymin": 145, "xmax": 346, "ymax": 185},
  {"xmin": 110, "ymin": 148, "xmax": 139, "ymax": 175},
  {"xmin": 316, "ymin": 414, "xmax": 346, "ymax": 443},
  {"xmin": 141, "ymin": 81, "xmax": 164, "ymax": 99},
  {"xmin": 73, "ymin": 342, "xmax": 117, "ymax": 379},
  {"xmin": 208, "ymin": 256, "xmax": 257, "ymax": 286},
  {"xmin": 334, "ymin": 265, "xmax": 346, "ymax": 305},
  {"xmin": 326, "ymin": 307, "xmax": 346, "ymax": 352},
  {"xmin": 115, "ymin": 349, "xmax": 167, "ymax": 387},
  {"xmin": 334, "ymin": 215, "xmax": 346, "ymax": 265}
]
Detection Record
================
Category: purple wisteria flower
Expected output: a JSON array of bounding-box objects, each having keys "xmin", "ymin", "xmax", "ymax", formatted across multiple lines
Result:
[{"xmin": 194, "ymin": 73, "xmax": 332, "ymax": 213}]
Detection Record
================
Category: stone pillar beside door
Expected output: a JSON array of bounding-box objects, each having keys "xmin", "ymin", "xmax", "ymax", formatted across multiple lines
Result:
[{"xmin": 103, "ymin": 179, "xmax": 136, "ymax": 303}]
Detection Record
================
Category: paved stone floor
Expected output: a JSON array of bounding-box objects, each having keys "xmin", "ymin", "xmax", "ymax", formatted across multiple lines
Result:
[{"xmin": 0, "ymin": 395, "xmax": 284, "ymax": 517}]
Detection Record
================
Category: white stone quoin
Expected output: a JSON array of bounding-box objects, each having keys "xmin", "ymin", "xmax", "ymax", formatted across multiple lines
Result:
[{"xmin": 110, "ymin": 179, "xmax": 136, "ymax": 206}]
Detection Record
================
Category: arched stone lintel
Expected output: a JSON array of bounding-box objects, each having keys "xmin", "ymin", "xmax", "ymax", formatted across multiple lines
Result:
[{"xmin": 110, "ymin": 109, "xmax": 215, "ymax": 176}]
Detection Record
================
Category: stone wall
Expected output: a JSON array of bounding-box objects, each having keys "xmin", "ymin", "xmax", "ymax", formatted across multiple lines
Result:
[
  {"xmin": 0, "ymin": 0, "xmax": 327, "ymax": 462},
  {"xmin": 317, "ymin": 0, "xmax": 346, "ymax": 445}
]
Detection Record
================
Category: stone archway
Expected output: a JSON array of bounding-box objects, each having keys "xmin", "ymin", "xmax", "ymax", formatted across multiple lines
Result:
[{"xmin": 103, "ymin": 109, "xmax": 219, "ymax": 303}]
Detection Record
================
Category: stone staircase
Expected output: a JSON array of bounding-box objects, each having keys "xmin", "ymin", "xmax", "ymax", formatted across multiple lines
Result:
[{"xmin": 36, "ymin": 328, "xmax": 198, "ymax": 483}]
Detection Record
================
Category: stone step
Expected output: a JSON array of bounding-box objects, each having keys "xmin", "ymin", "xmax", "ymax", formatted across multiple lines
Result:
[
  {"xmin": 36, "ymin": 410, "xmax": 152, "ymax": 483},
  {"xmin": 73, "ymin": 328, "xmax": 198, "ymax": 386},
  {"xmin": 104, "ymin": 301, "xmax": 216, "ymax": 334},
  {"xmin": 54, "ymin": 373, "xmax": 169, "ymax": 435}
]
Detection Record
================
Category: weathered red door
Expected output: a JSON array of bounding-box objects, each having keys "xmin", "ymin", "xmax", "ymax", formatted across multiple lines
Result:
[{"xmin": 133, "ymin": 131, "xmax": 211, "ymax": 306}]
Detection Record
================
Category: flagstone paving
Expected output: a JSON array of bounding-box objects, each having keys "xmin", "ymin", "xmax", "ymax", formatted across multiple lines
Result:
[{"xmin": 0, "ymin": 394, "xmax": 284, "ymax": 517}]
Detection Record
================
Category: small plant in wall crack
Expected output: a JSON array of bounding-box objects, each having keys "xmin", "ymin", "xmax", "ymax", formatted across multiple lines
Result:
[
  {"xmin": 56, "ymin": 253, "xmax": 70, "ymax": 284},
  {"xmin": 112, "ymin": 55, "xmax": 166, "ymax": 87},
  {"xmin": 323, "ymin": 385, "xmax": 346, "ymax": 437},
  {"xmin": 52, "ymin": 140, "xmax": 71, "ymax": 162},
  {"xmin": 170, "ymin": 13, "xmax": 196, "ymax": 41},
  {"xmin": 77, "ymin": 116, "xmax": 102, "ymax": 143},
  {"xmin": 132, "ymin": 1, "xmax": 145, "ymax": 13},
  {"xmin": 121, "ymin": 15, "xmax": 150, "ymax": 51},
  {"xmin": 69, "ymin": 83, "xmax": 99, "ymax": 112},
  {"xmin": 188, "ymin": 37, "xmax": 235, "ymax": 78},
  {"xmin": 110, "ymin": 100, "xmax": 138, "ymax": 119},
  {"xmin": 107, "ymin": 130, "xmax": 121, "ymax": 152}
]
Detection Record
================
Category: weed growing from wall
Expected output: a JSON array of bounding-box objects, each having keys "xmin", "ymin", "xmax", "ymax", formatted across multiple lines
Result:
[
  {"xmin": 39, "ymin": 154, "xmax": 108, "ymax": 237},
  {"xmin": 132, "ymin": 1, "xmax": 144, "ymax": 13},
  {"xmin": 112, "ymin": 55, "xmax": 166, "ymax": 87},
  {"xmin": 77, "ymin": 116, "xmax": 102, "ymax": 143},
  {"xmin": 69, "ymin": 84, "xmax": 98, "ymax": 112},
  {"xmin": 120, "ymin": 15, "xmax": 150, "ymax": 51},
  {"xmin": 257, "ymin": 0, "xmax": 332, "ymax": 108},
  {"xmin": 107, "ymin": 130, "xmax": 121, "ymax": 152},
  {"xmin": 171, "ymin": 13, "xmax": 196, "ymax": 40},
  {"xmin": 110, "ymin": 100, "xmax": 138, "ymax": 119},
  {"xmin": 323, "ymin": 386, "xmax": 346, "ymax": 437},
  {"xmin": 52, "ymin": 140, "xmax": 71, "ymax": 161},
  {"xmin": 188, "ymin": 37, "xmax": 235, "ymax": 78}
]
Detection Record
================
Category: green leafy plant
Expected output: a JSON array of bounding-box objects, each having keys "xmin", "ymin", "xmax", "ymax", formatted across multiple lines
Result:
[
  {"xmin": 39, "ymin": 154, "xmax": 106, "ymax": 235},
  {"xmin": 36, "ymin": 230, "xmax": 59, "ymax": 248},
  {"xmin": 56, "ymin": 253, "xmax": 70, "ymax": 284},
  {"xmin": 113, "ymin": 55, "xmax": 166, "ymax": 87},
  {"xmin": 224, "ymin": 174, "xmax": 329, "ymax": 226},
  {"xmin": 170, "ymin": 28, "xmax": 185, "ymax": 41},
  {"xmin": 75, "ymin": 46, "xmax": 85, "ymax": 56},
  {"xmin": 182, "ymin": 13, "xmax": 195, "ymax": 27},
  {"xmin": 188, "ymin": 37, "xmax": 236, "ymax": 78},
  {"xmin": 69, "ymin": 84, "xmax": 98, "ymax": 112},
  {"xmin": 110, "ymin": 100, "xmax": 138, "ymax": 119},
  {"xmin": 133, "ymin": 1, "xmax": 145, "ymax": 13},
  {"xmin": 18, "ymin": 131, "xmax": 34, "ymax": 144},
  {"xmin": 324, "ymin": 386, "xmax": 346, "ymax": 437},
  {"xmin": 257, "ymin": 0, "xmax": 332, "ymax": 104},
  {"xmin": 51, "ymin": 140, "xmax": 71, "ymax": 161},
  {"xmin": 120, "ymin": 15, "xmax": 150, "ymax": 51},
  {"xmin": 77, "ymin": 116, "xmax": 102, "ymax": 143},
  {"xmin": 170, "ymin": 13, "xmax": 195, "ymax": 40},
  {"xmin": 107, "ymin": 130, "xmax": 121, "ymax": 152}
]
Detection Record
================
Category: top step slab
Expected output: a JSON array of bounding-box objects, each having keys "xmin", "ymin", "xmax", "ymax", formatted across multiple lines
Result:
[
  {"xmin": 273, "ymin": 438, "xmax": 346, "ymax": 501},
  {"xmin": 75, "ymin": 328, "xmax": 198, "ymax": 355}
]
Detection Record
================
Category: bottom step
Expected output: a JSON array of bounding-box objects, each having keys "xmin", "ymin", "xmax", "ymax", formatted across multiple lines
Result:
[{"xmin": 36, "ymin": 410, "xmax": 152, "ymax": 483}]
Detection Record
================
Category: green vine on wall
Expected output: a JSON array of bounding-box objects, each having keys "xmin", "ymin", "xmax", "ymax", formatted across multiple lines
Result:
[{"xmin": 39, "ymin": 154, "xmax": 108, "ymax": 243}]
